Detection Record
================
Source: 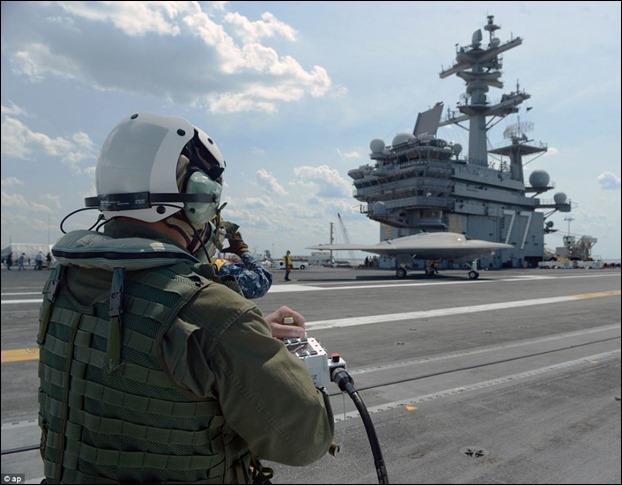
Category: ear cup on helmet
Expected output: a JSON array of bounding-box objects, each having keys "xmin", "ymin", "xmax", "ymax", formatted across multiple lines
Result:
[{"xmin": 184, "ymin": 171, "xmax": 222, "ymax": 225}]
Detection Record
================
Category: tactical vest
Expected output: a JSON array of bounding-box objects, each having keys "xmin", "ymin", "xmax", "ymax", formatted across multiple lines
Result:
[{"xmin": 37, "ymin": 230, "xmax": 255, "ymax": 484}]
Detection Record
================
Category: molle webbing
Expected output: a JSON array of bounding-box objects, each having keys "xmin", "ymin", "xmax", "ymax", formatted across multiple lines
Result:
[{"xmin": 38, "ymin": 261, "xmax": 246, "ymax": 483}]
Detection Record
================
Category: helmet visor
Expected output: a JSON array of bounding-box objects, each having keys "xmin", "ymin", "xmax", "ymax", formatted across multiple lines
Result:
[{"xmin": 182, "ymin": 130, "xmax": 225, "ymax": 182}]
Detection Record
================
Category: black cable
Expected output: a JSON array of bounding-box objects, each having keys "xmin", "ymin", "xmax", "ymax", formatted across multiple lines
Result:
[
  {"xmin": 332, "ymin": 368, "xmax": 389, "ymax": 484},
  {"xmin": 59, "ymin": 206, "xmax": 99, "ymax": 233}
]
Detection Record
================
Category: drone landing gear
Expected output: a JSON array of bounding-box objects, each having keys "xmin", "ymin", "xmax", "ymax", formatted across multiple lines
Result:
[
  {"xmin": 396, "ymin": 266, "xmax": 408, "ymax": 278},
  {"xmin": 468, "ymin": 270, "xmax": 480, "ymax": 279}
]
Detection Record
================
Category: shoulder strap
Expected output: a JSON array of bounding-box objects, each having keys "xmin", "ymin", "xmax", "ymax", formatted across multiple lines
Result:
[
  {"xmin": 37, "ymin": 264, "xmax": 65, "ymax": 346},
  {"xmin": 106, "ymin": 267, "xmax": 125, "ymax": 373}
]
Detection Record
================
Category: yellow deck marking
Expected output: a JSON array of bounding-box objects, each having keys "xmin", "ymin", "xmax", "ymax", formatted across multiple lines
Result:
[
  {"xmin": 2, "ymin": 347, "xmax": 40, "ymax": 363},
  {"xmin": 572, "ymin": 290, "xmax": 620, "ymax": 299}
]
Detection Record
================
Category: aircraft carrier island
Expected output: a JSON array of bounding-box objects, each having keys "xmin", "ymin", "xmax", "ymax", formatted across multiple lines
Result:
[{"xmin": 349, "ymin": 15, "xmax": 571, "ymax": 270}]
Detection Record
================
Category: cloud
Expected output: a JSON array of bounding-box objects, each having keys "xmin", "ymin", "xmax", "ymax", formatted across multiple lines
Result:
[
  {"xmin": 597, "ymin": 172, "xmax": 621, "ymax": 190},
  {"xmin": 3, "ymin": 2, "xmax": 332, "ymax": 113},
  {"xmin": 1, "ymin": 177, "xmax": 24, "ymax": 187},
  {"xmin": 293, "ymin": 165, "xmax": 352, "ymax": 198},
  {"xmin": 0, "ymin": 114, "xmax": 96, "ymax": 172},
  {"xmin": 256, "ymin": 169, "xmax": 287, "ymax": 195},
  {"xmin": 1, "ymin": 191, "xmax": 30, "ymax": 208},
  {"xmin": 218, "ymin": 195, "xmax": 276, "ymax": 229},
  {"xmin": 1, "ymin": 187, "xmax": 59, "ymax": 214},
  {"xmin": 57, "ymin": 1, "xmax": 192, "ymax": 37},
  {"xmin": 9, "ymin": 42, "xmax": 83, "ymax": 83},
  {"xmin": 42, "ymin": 193, "xmax": 63, "ymax": 210},
  {"xmin": 337, "ymin": 148, "xmax": 361, "ymax": 159},
  {"xmin": 1, "ymin": 102, "xmax": 27, "ymax": 117},
  {"xmin": 224, "ymin": 11, "xmax": 298, "ymax": 43}
]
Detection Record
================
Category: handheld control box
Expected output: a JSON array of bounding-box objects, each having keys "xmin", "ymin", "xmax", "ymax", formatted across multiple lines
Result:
[{"xmin": 283, "ymin": 336, "xmax": 346, "ymax": 388}]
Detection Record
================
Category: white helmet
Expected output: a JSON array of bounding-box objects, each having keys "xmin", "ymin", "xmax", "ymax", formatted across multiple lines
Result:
[{"xmin": 86, "ymin": 112, "xmax": 226, "ymax": 225}]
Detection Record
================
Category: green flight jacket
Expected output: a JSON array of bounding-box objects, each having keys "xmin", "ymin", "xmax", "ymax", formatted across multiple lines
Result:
[{"xmin": 38, "ymin": 220, "xmax": 334, "ymax": 483}]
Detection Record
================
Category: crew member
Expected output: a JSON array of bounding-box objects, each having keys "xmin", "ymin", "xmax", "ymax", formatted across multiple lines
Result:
[
  {"xmin": 284, "ymin": 249, "xmax": 292, "ymax": 281},
  {"xmin": 37, "ymin": 112, "xmax": 334, "ymax": 484}
]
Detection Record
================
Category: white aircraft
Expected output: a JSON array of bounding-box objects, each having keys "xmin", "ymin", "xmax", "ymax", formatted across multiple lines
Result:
[{"xmin": 307, "ymin": 232, "xmax": 514, "ymax": 279}]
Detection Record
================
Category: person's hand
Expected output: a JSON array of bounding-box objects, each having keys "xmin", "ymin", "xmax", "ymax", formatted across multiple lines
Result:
[
  {"xmin": 265, "ymin": 305, "xmax": 306, "ymax": 339},
  {"xmin": 222, "ymin": 231, "xmax": 249, "ymax": 256}
]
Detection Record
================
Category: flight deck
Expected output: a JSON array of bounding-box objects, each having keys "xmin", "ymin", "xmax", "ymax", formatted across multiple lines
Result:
[{"xmin": 2, "ymin": 265, "xmax": 620, "ymax": 484}]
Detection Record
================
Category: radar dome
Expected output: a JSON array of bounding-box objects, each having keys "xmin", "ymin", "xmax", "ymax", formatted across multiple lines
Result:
[
  {"xmin": 553, "ymin": 192, "xmax": 567, "ymax": 204},
  {"xmin": 452, "ymin": 143, "xmax": 463, "ymax": 155},
  {"xmin": 370, "ymin": 138, "xmax": 386, "ymax": 153},
  {"xmin": 372, "ymin": 201, "xmax": 386, "ymax": 216},
  {"xmin": 392, "ymin": 132, "xmax": 415, "ymax": 146},
  {"xmin": 529, "ymin": 169, "xmax": 550, "ymax": 189}
]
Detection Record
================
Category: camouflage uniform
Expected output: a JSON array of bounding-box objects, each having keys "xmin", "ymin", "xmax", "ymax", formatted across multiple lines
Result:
[{"xmin": 216, "ymin": 253, "xmax": 272, "ymax": 299}]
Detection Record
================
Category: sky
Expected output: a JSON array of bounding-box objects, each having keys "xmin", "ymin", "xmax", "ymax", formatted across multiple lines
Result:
[{"xmin": 1, "ymin": 1, "xmax": 620, "ymax": 261}]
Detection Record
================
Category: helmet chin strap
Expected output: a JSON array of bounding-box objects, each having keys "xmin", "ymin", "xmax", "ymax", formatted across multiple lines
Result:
[
  {"xmin": 164, "ymin": 214, "xmax": 214, "ymax": 258},
  {"xmin": 163, "ymin": 200, "xmax": 228, "ymax": 260}
]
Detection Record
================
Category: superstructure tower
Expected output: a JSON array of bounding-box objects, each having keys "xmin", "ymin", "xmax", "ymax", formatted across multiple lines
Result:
[{"xmin": 348, "ymin": 15, "xmax": 571, "ymax": 268}]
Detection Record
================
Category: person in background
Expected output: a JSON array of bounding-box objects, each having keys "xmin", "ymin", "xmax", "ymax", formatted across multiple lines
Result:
[
  {"xmin": 209, "ymin": 220, "xmax": 273, "ymax": 299},
  {"xmin": 46, "ymin": 252, "xmax": 52, "ymax": 269},
  {"xmin": 37, "ymin": 112, "xmax": 334, "ymax": 484},
  {"xmin": 35, "ymin": 251, "xmax": 44, "ymax": 270},
  {"xmin": 284, "ymin": 249, "xmax": 292, "ymax": 281},
  {"xmin": 5, "ymin": 252, "xmax": 13, "ymax": 270}
]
